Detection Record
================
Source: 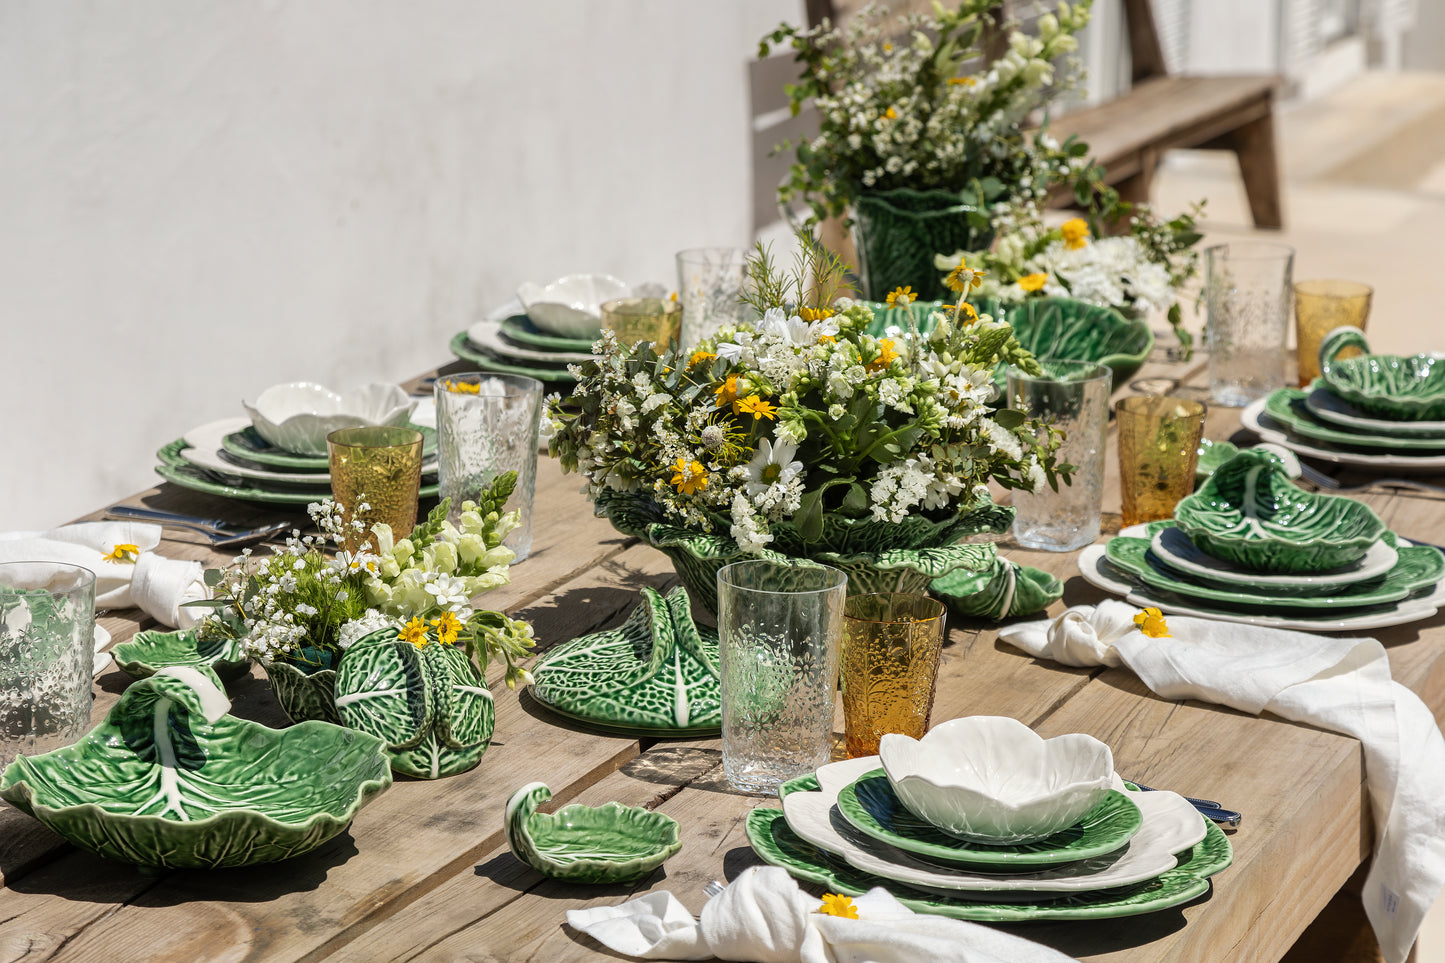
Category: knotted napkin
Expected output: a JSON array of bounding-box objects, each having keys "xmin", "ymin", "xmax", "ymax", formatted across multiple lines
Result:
[
  {"xmin": 0, "ymin": 522, "xmax": 207, "ymax": 629},
  {"xmin": 999, "ymin": 599, "xmax": 1445, "ymax": 963},
  {"xmin": 566, "ymin": 865, "xmax": 1074, "ymax": 963}
]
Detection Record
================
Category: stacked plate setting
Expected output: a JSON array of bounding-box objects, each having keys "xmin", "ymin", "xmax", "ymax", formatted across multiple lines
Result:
[
  {"xmin": 155, "ymin": 394, "xmax": 441, "ymax": 506},
  {"xmin": 745, "ymin": 718, "xmax": 1232, "ymax": 922},
  {"xmin": 449, "ymin": 313, "xmax": 592, "ymax": 387},
  {"xmin": 1080, "ymin": 449, "xmax": 1445, "ymax": 630},
  {"xmin": 1243, "ymin": 327, "xmax": 1445, "ymax": 472}
]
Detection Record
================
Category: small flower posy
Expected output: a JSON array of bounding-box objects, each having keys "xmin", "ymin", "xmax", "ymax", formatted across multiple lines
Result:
[
  {"xmin": 103, "ymin": 543, "xmax": 141, "ymax": 565},
  {"xmin": 1134, "ymin": 607, "xmax": 1171, "ymax": 638}
]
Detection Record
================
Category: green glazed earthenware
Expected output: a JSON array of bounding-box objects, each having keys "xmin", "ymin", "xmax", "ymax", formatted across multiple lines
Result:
[
  {"xmin": 853, "ymin": 187, "xmax": 994, "ymax": 302},
  {"xmin": 0, "ymin": 668, "xmax": 391, "ymax": 869},
  {"xmin": 1174, "ymin": 449, "xmax": 1386, "ymax": 573},
  {"xmin": 929, "ymin": 557, "xmax": 1063, "ymax": 619},
  {"xmin": 156, "ymin": 439, "xmax": 441, "ymax": 506},
  {"xmin": 1104, "ymin": 537, "xmax": 1442, "ymax": 610},
  {"xmin": 221, "ymin": 423, "xmax": 437, "ymax": 471},
  {"xmin": 334, "ymin": 628, "xmax": 495, "ymax": 780},
  {"xmin": 1319, "ymin": 327, "xmax": 1445, "ymax": 420},
  {"xmin": 263, "ymin": 655, "xmax": 343, "ymax": 726},
  {"xmin": 499, "ymin": 314, "xmax": 597, "ymax": 352},
  {"xmin": 505, "ymin": 782, "xmax": 681, "ymax": 884},
  {"xmin": 113, "ymin": 627, "xmax": 252, "ymax": 685},
  {"xmin": 1194, "ymin": 439, "xmax": 1240, "ymax": 485},
  {"xmin": 449, "ymin": 332, "xmax": 578, "ymax": 384},
  {"xmin": 1263, "ymin": 390, "xmax": 1445, "ymax": 453},
  {"xmin": 529, "ymin": 586, "xmax": 721, "ymax": 736},
  {"xmin": 836, "ymin": 770, "xmax": 1143, "ymax": 868},
  {"xmin": 748, "ymin": 782, "xmax": 1232, "ymax": 922}
]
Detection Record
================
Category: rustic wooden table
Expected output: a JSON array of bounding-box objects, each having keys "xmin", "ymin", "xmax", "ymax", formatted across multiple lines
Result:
[{"xmin": 0, "ymin": 355, "xmax": 1440, "ymax": 963}]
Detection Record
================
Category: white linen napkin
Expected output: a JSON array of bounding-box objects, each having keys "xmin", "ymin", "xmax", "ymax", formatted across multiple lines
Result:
[
  {"xmin": 566, "ymin": 865, "xmax": 1075, "ymax": 963},
  {"xmin": 0, "ymin": 522, "xmax": 206, "ymax": 629},
  {"xmin": 999, "ymin": 599, "xmax": 1445, "ymax": 963}
]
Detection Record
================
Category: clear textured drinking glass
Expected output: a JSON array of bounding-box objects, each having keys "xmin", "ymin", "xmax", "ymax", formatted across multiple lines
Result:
[
  {"xmin": 1116, "ymin": 396, "xmax": 1207, "ymax": 527},
  {"xmin": 327, "ymin": 426, "xmax": 425, "ymax": 554},
  {"xmin": 0, "ymin": 562, "xmax": 96, "ymax": 767},
  {"xmin": 1205, "ymin": 242, "xmax": 1296, "ymax": 406},
  {"xmin": 1007, "ymin": 360, "xmax": 1113, "ymax": 552},
  {"xmin": 717, "ymin": 559, "xmax": 847, "ymax": 795},
  {"xmin": 433, "ymin": 373, "xmax": 543, "ymax": 563},
  {"xmin": 841, "ymin": 593, "xmax": 946, "ymax": 759},
  {"xmin": 675, "ymin": 248, "xmax": 753, "ymax": 348},
  {"xmin": 1294, "ymin": 280, "xmax": 1372, "ymax": 388}
]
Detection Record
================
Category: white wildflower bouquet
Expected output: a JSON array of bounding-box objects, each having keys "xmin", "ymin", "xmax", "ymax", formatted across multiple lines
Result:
[
  {"xmin": 197, "ymin": 475, "xmax": 536, "ymax": 689},
  {"xmin": 937, "ymin": 203, "xmax": 1205, "ymax": 356},
  {"xmin": 548, "ymin": 242, "xmax": 1069, "ymax": 555},
  {"xmin": 761, "ymin": 0, "xmax": 1095, "ymax": 225}
]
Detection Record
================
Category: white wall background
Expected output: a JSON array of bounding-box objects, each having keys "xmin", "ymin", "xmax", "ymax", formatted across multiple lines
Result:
[{"xmin": 0, "ymin": 0, "xmax": 795, "ymax": 530}]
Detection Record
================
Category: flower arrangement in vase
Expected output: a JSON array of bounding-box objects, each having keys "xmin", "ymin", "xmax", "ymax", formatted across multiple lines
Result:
[
  {"xmin": 760, "ymin": 0, "xmax": 1097, "ymax": 301},
  {"xmin": 548, "ymin": 239, "xmax": 1069, "ymax": 613}
]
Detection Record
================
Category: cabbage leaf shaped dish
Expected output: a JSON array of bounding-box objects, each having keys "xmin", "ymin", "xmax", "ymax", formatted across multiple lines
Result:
[
  {"xmin": 112, "ymin": 627, "xmax": 252, "ymax": 686},
  {"xmin": 505, "ymin": 782, "xmax": 681, "ymax": 884},
  {"xmin": 0, "ymin": 667, "xmax": 391, "ymax": 869},
  {"xmin": 242, "ymin": 381, "xmax": 417, "ymax": 455},
  {"xmin": 515, "ymin": 273, "xmax": 630, "ymax": 339},
  {"xmin": 1320, "ymin": 326, "xmax": 1445, "ymax": 421},
  {"xmin": 878, "ymin": 716, "xmax": 1114, "ymax": 843},
  {"xmin": 1174, "ymin": 448, "xmax": 1386, "ymax": 573}
]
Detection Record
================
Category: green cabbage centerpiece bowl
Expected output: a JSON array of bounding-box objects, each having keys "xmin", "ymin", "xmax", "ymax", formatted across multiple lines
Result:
[
  {"xmin": 1320, "ymin": 326, "xmax": 1445, "ymax": 420},
  {"xmin": 1174, "ymin": 449, "xmax": 1387, "ymax": 573},
  {"xmin": 112, "ymin": 627, "xmax": 252, "ymax": 685},
  {"xmin": 0, "ymin": 667, "xmax": 391, "ymax": 869},
  {"xmin": 505, "ymin": 782, "xmax": 681, "ymax": 884},
  {"xmin": 863, "ymin": 297, "xmax": 1153, "ymax": 387}
]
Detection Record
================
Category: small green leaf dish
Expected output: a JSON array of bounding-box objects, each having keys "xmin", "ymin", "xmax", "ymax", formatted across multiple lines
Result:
[
  {"xmin": 112, "ymin": 627, "xmax": 252, "ymax": 685},
  {"xmin": 1174, "ymin": 448, "xmax": 1387, "ymax": 573},
  {"xmin": 1320, "ymin": 327, "xmax": 1445, "ymax": 421},
  {"xmin": 930, "ymin": 557, "xmax": 1063, "ymax": 619},
  {"xmin": 505, "ymin": 782, "xmax": 681, "ymax": 884},
  {"xmin": 0, "ymin": 667, "xmax": 391, "ymax": 869}
]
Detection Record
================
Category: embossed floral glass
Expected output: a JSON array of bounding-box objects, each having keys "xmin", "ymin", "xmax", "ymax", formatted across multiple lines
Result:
[
  {"xmin": 676, "ymin": 247, "xmax": 751, "ymax": 348},
  {"xmin": 717, "ymin": 560, "xmax": 847, "ymax": 795},
  {"xmin": 1204, "ymin": 242, "xmax": 1295, "ymax": 406},
  {"xmin": 1007, "ymin": 360, "xmax": 1113, "ymax": 552},
  {"xmin": 1294, "ymin": 280, "xmax": 1372, "ymax": 388},
  {"xmin": 841, "ymin": 593, "xmax": 946, "ymax": 759},
  {"xmin": 327, "ymin": 426, "xmax": 424, "ymax": 553},
  {"xmin": 1116, "ymin": 397, "xmax": 1207, "ymax": 527},
  {"xmin": 0, "ymin": 562, "xmax": 96, "ymax": 767},
  {"xmin": 600, "ymin": 298, "xmax": 682, "ymax": 354},
  {"xmin": 434, "ymin": 373, "xmax": 543, "ymax": 563}
]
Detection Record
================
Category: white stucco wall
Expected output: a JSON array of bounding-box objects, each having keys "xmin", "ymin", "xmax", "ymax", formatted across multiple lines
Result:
[{"xmin": 0, "ymin": 0, "xmax": 795, "ymax": 530}]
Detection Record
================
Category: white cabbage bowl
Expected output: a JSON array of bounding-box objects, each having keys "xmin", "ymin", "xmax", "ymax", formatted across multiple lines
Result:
[
  {"xmin": 516, "ymin": 273, "xmax": 630, "ymax": 338},
  {"xmin": 243, "ymin": 382, "xmax": 417, "ymax": 455},
  {"xmin": 878, "ymin": 716, "xmax": 1114, "ymax": 844}
]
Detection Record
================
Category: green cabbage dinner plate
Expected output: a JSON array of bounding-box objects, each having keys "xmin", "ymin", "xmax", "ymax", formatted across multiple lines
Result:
[
  {"xmin": 747, "ymin": 776, "xmax": 1231, "ymax": 922},
  {"xmin": 449, "ymin": 331, "xmax": 578, "ymax": 383},
  {"xmin": 156, "ymin": 439, "xmax": 440, "ymax": 506},
  {"xmin": 1264, "ymin": 390, "xmax": 1445, "ymax": 452},
  {"xmin": 221, "ymin": 423, "xmax": 436, "ymax": 470}
]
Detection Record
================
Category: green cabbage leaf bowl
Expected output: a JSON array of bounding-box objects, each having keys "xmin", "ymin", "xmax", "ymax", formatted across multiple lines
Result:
[
  {"xmin": 1174, "ymin": 449, "xmax": 1386, "ymax": 573},
  {"xmin": 505, "ymin": 781, "xmax": 681, "ymax": 884},
  {"xmin": 0, "ymin": 667, "xmax": 391, "ymax": 869},
  {"xmin": 1319, "ymin": 326, "xmax": 1445, "ymax": 420}
]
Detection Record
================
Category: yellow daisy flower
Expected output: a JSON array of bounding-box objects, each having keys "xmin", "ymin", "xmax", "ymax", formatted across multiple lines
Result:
[
  {"xmin": 958, "ymin": 301, "xmax": 979, "ymax": 322},
  {"xmin": 944, "ymin": 257, "xmax": 985, "ymax": 294},
  {"xmin": 737, "ymin": 395, "xmax": 778, "ymax": 421},
  {"xmin": 399, "ymin": 616, "xmax": 430, "ymax": 647},
  {"xmin": 445, "ymin": 379, "xmax": 481, "ymax": 394},
  {"xmin": 799, "ymin": 306, "xmax": 835, "ymax": 322},
  {"xmin": 1061, "ymin": 218, "xmax": 1090, "ymax": 250},
  {"xmin": 867, "ymin": 338, "xmax": 899, "ymax": 373},
  {"xmin": 947, "ymin": 76, "xmax": 977, "ymax": 86},
  {"xmin": 883, "ymin": 106, "xmax": 898, "ymax": 121},
  {"xmin": 885, "ymin": 285, "xmax": 914, "ymax": 309},
  {"xmin": 714, "ymin": 374, "xmax": 740, "ymax": 411},
  {"xmin": 689, "ymin": 350, "xmax": 717, "ymax": 368},
  {"xmin": 1018, "ymin": 272, "xmax": 1048, "ymax": 293},
  {"xmin": 670, "ymin": 458, "xmax": 708, "ymax": 496},
  {"xmin": 431, "ymin": 611, "xmax": 463, "ymax": 646},
  {"xmin": 103, "ymin": 543, "xmax": 141, "ymax": 564},
  {"xmin": 1133, "ymin": 607, "xmax": 1171, "ymax": 638},
  {"xmin": 817, "ymin": 893, "xmax": 858, "ymax": 919}
]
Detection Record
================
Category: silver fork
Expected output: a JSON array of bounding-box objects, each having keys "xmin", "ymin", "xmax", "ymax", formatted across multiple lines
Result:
[
  {"xmin": 703, "ymin": 880, "xmax": 726, "ymax": 899},
  {"xmin": 105, "ymin": 507, "xmax": 292, "ymax": 547},
  {"xmin": 1297, "ymin": 462, "xmax": 1445, "ymax": 497}
]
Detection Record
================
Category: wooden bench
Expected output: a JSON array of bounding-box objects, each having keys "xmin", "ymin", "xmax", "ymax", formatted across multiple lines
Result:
[{"xmin": 1045, "ymin": 0, "xmax": 1284, "ymax": 228}]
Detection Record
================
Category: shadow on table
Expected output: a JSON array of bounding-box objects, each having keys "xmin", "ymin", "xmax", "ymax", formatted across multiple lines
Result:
[{"xmin": 1006, "ymin": 883, "xmax": 1211, "ymax": 954}]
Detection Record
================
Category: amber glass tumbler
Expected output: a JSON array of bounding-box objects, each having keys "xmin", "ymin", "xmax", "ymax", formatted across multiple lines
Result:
[{"xmin": 841, "ymin": 593, "xmax": 947, "ymax": 759}]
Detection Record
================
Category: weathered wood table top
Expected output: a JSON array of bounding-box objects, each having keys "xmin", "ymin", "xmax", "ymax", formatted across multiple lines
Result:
[{"xmin": 1, "ymin": 355, "xmax": 1441, "ymax": 963}]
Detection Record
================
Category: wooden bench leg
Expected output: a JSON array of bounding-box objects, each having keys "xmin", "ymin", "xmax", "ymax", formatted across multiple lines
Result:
[{"xmin": 1230, "ymin": 111, "xmax": 1285, "ymax": 230}]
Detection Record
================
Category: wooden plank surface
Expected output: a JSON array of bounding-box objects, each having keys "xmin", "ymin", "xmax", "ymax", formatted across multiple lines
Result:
[{"xmin": 2, "ymin": 357, "xmax": 1443, "ymax": 962}]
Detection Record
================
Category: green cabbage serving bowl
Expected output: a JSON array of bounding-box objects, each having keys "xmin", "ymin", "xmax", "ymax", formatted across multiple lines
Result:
[
  {"xmin": 1174, "ymin": 449, "xmax": 1386, "ymax": 573},
  {"xmin": 0, "ymin": 667, "xmax": 391, "ymax": 869},
  {"xmin": 505, "ymin": 782, "xmax": 681, "ymax": 884},
  {"xmin": 863, "ymin": 296, "xmax": 1153, "ymax": 387},
  {"xmin": 1320, "ymin": 326, "xmax": 1445, "ymax": 420}
]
